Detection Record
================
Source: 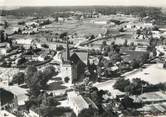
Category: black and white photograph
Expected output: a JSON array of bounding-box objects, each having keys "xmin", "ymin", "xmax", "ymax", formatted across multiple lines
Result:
[{"xmin": 0, "ymin": 0, "xmax": 166, "ymax": 117}]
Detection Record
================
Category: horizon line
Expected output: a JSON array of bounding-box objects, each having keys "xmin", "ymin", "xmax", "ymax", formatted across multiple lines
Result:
[{"xmin": 0, "ymin": 5, "xmax": 164, "ymax": 8}]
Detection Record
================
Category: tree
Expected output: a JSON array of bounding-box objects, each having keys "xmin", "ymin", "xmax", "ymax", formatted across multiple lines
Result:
[
  {"xmin": 130, "ymin": 59, "xmax": 140, "ymax": 69},
  {"xmin": 0, "ymin": 30, "xmax": 5, "ymax": 42},
  {"xmin": 4, "ymin": 20, "xmax": 8, "ymax": 29},
  {"xmin": 18, "ymin": 21, "xmax": 25, "ymax": 25},
  {"xmin": 163, "ymin": 62, "xmax": 166, "ymax": 69},
  {"xmin": 129, "ymin": 42, "xmax": 135, "ymax": 50},
  {"xmin": 11, "ymin": 72, "xmax": 25, "ymax": 85},
  {"xmin": 56, "ymin": 45, "xmax": 64, "ymax": 51},
  {"xmin": 119, "ymin": 27, "xmax": 125, "ymax": 32},
  {"xmin": 89, "ymin": 35, "xmax": 95, "ymax": 40},
  {"xmin": 78, "ymin": 108, "xmax": 96, "ymax": 117},
  {"xmin": 41, "ymin": 66, "xmax": 56, "ymax": 88},
  {"xmin": 123, "ymin": 39, "xmax": 128, "ymax": 47},
  {"xmin": 60, "ymin": 32, "xmax": 68, "ymax": 39},
  {"xmin": 25, "ymin": 65, "xmax": 38, "ymax": 77},
  {"xmin": 136, "ymin": 29, "xmax": 141, "ymax": 35},
  {"xmin": 25, "ymin": 65, "xmax": 42, "ymax": 96},
  {"xmin": 41, "ymin": 43, "xmax": 49, "ymax": 48},
  {"xmin": 108, "ymin": 52, "xmax": 121, "ymax": 63},
  {"xmin": 120, "ymin": 96, "xmax": 134, "ymax": 109},
  {"xmin": 101, "ymin": 41, "xmax": 107, "ymax": 51},
  {"xmin": 124, "ymin": 78, "xmax": 149, "ymax": 95},
  {"xmin": 113, "ymin": 78, "xmax": 130, "ymax": 92},
  {"xmin": 43, "ymin": 65, "xmax": 56, "ymax": 77},
  {"xmin": 64, "ymin": 77, "xmax": 70, "ymax": 83}
]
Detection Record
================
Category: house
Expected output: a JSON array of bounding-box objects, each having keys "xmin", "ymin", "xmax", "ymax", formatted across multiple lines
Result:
[
  {"xmin": 25, "ymin": 22, "xmax": 39, "ymax": 27},
  {"xmin": 15, "ymin": 38, "xmax": 36, "ymax": 49},
  {"xmin": 131, "ymin": 91, "xmax": 166, "ymax": 104},
  {"xmin": 67, "ymin": 91, "xmax": 90, "ymax": 116},
  {"xmin": 2, "ymin": 86, "xmax": 28, "ymax": 107},
  {"xmin": 135, "ymin": 45, "xmax": 148, "ymax": 52},
  {"xmin": 15, "ymin": 38, "xmax": 33, "ymax": 45},
  {"xmin": 152, "ymin": 31, "xmax": 161, "ymax": 39},
  {"xmin": 0, "ymin": 48, "xmax": 7, "ymax": 55},
  {"xmin": 0, "ymin": 110, "xmax": 16, "ymax": 117},
  {"xmin": 143, "ymin": 23, "xmax": 153, "ymax": 28},
  {"xmin": 58, "ymin": 17, "xmax": 64, "ymax": 23},
  {"xmin": 37, "ymin": 54, "xmax": 48, "ymax": 61},
  {"xmin": 93, "ymin": 20, "xmax": 108, "ymax": 25},
  {"xmin": 24, "ymin": 109, "xmax": 39, "ymax": 117},
  {"xmin": 137, "ymin": 102, "xmax": 166, "ymax": 116}
]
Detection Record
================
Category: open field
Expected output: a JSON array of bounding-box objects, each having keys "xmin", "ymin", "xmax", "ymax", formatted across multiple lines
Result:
[
  {"xmin": 44, "ymin": 21, "xmax": 106, "ymax": 35},
  {"xmin": 94, "ymin": 80, "xmax": 125, "ymax": 98},
  {"xmin": 125, "ymin": 63, "xmax": 166, "ymax": 85}
]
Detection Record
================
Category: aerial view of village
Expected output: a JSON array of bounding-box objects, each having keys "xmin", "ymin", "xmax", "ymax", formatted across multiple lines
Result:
[{"xmin": 1, "ymin": 0, "xmax": 166, "ymax": 117}]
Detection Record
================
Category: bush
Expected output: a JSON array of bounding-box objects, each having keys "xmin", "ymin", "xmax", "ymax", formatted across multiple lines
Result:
[
  {"xmin": 113, "ymin": 78, "xmax": 130, "ymax": 92},
  {"xmin": 41, "ymin": 44, "xmax": 49, "ymax": 48},
  {"xmin": 64, "ymin": 77, "xmax": 70, "ymax": 83}
]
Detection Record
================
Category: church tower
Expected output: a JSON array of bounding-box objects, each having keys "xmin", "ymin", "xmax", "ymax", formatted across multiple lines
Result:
[{"xmin": 66, "ymin": 37, "xmax": 70, "ymax": 61}]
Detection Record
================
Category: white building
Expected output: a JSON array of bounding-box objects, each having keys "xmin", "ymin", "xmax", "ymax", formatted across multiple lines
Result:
[
  {"xmin": 93, "ymin": 21, "xmax": 108, "ymax": 25},
  {"xmin": 152, "ymin": 31, "xmax": 161, "ymax": 39},
  {"xmin": 58, "ymin": 17, "xmax": 64, "ymax": 22},
  {"xmin": 24, "ymin": 110, "xmax": 39, "ymax": 117},
  {"xmin": 143, "ymin": 23, "xmax": 153, "ymax": 28},
  {"xmin": 2, "ymin": 86, "xmax": 28, "ymax": 106},
  {"xmin": 67, "ymin": 91, "xmax": 89, "ymax": 116},
  {"xmin": 135, "ymin": 46, "xmax": 148, "ymax": 52},
  {"xmin": 0, "ymin": 48, "xmax": 7, "ymax": 55},
  {"xmin": 0, "ymin": 110, "xmax": 16, "ymax": 117},
  {"xmin": 25, "ymin": 22, "xmax": 39, "ymax": 27},
  {"xmin": 15, "ymin": 38, "xmax": 33, "ymax": 45}
]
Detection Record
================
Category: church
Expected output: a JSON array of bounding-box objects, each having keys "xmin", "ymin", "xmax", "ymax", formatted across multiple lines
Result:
[{"xmin": 60, "ymin": 40, "xmax": 89, "ymax": 85}]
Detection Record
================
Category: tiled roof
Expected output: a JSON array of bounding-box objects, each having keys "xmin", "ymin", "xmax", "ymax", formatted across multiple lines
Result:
[{"xmin": 62, "ymin": 51, "xmax": 88, "ymax": 65}]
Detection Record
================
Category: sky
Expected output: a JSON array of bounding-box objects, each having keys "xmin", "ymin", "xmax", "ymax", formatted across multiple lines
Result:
[{"xmin": 0, "ymin": 0, "xmax": 166, "ymax": 7}]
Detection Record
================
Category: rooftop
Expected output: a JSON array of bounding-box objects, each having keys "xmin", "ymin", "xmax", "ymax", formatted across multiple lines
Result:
[
  {"xmin": 137, "ymin": 102, "xmax": 166, "ymax": 114},
  {"xmin": 132, "ymin": 91, "xmax": 166, "ymax": 103},
  {"xmin": 62, "ymin": 51, "xmax": 88, "ymax": 65},
  {"xmin": 67, "ymin": 91, "xmax": 89, "ymax": 110},
  {"xmin": 2, "ymin": 86, "xmax": 29, "ymax": 105},
  {"xmin": 0, "ymin": 110, "xmax": 16, "ymax": 117}
]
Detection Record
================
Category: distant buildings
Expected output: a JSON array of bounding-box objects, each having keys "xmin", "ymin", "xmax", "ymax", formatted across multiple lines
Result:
[
  {"xmin": 93, "ymin": 20, "xmax": 108, "ymax": 25},
  {"xmin": 15, "ymin": 38, "xmax": 34, "ymax": 45},
  {"xmin": 25, "ymin": 22, "xmax": 39, "ymax": 27},
  {"xmin": 135, "ymin": 45, "xmax": 148, "ymax": 52},
  {"xmin": 0, "ymin": 48, "xmax": 7, "ymax": 55},
  {"xmin": 15, "ymin": 38, "xmax": 35, "ymax": 49}
]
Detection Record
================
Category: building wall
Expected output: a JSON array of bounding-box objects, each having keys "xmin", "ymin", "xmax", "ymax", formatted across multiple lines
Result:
[
  {"xmin": 67, "ymin": 92, "xmax": 89, "ymax": 116},
  {"xmin": 61, "ymin": 64, "xmax": 73, "ymax": 84}
]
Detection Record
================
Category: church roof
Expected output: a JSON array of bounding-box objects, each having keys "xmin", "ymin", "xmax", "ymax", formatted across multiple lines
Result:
[{"xmin": 62, "ymin": 51, "xmax": 88, "ymax": 65}]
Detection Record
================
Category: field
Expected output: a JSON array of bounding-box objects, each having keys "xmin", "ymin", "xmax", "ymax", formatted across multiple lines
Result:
[
  {"xmin": 125, "ymin": 63, "xmax": 166, "ymax": 84},
  {"xmin": 43, "ymin": 20, "xmax": 106, "ymax": 36}
]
